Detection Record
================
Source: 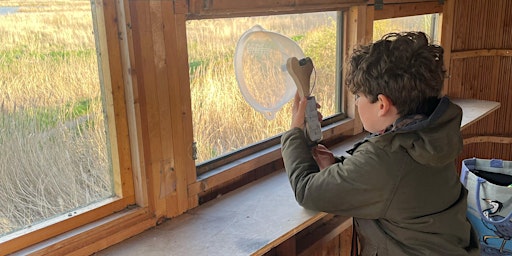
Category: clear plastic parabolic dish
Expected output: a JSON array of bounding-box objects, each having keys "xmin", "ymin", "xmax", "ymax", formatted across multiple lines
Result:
[{"xmin": 234, "ymin": 25, "xmax": 305, "ymax": 120}]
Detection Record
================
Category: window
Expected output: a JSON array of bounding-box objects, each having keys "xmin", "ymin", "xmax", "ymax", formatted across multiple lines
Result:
[
  {"xmin": 0, "ymin": 1, "xmax": 134, "ymax": 252},
  {"xmin": 373, "ymin": 13, "xmax": 441, "ymax": 42},
  {"xmin": 187, "ymin": 12, "xmax": 343, "ymax": 165}
]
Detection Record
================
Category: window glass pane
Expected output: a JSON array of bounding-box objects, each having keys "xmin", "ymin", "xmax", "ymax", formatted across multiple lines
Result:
[
  {"xmin": 187, "ymin": 12, "xmax": 338, "ymax": 163},
  {"xmin": 0, "ymin": 1, "xmax": 114, "ymax": 236},
  {"xmin": 373, "ymin": 14, "xmax": 440, "ymax": 42}
]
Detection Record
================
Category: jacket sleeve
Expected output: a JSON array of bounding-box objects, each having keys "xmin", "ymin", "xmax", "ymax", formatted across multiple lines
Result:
[{"xmin": 281, "ymin": 128, "xmax": 399, "ymax": 219}]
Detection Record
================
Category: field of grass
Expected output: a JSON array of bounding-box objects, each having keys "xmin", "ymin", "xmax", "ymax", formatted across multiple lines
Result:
[
  {"xmin": 0, "ymin": 1, "xmax": 112, "ymax": 235},
  {"xmin": 187, "ymin": 13, "xmax": 338, "ymax": 162}
]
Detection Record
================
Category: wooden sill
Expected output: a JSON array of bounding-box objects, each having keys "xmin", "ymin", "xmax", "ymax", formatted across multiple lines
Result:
[
  {"xmin": 452, "ymin": 98, "xmax": 500, "ymax": 130},
  {"xmin": 10, "ymin": 207, "xmax": 155, "ymax": 256},
  {"xmin": 96, "ymin": 134, "xmax": 365, "ymax": 256},
  {"xmin": 188, "ymin": 118, "xmax": 356, "ymax": 199}
]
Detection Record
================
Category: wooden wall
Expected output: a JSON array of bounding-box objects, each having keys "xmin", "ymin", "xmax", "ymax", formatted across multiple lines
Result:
[{"xmin": 445, "ymin": 0, "xmax": 512, "ymax": 164}]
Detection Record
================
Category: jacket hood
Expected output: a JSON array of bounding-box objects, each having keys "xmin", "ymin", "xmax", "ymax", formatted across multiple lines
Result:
[{"xmin": 371, "ymin": 97, "xmax": 463, "ymax": 166}]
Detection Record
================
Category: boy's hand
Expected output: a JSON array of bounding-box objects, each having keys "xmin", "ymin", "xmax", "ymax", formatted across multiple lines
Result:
[
  {"xmin": 291, "ymin": 92, "xmax": 307, "ymax": 130},
  {"xmin": 312, "ymin": 144, "xmax": 335, "ymax": 170}
]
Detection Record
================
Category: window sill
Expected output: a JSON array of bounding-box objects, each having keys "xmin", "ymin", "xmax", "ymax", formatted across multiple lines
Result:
[
  {"xmin": 97, "ymin": 133, "xmax": 365, "ymax": 256},
  {"xmin": 188, "ymin": 118, "xmax": 356, "ymax": 200},
  {"xmin": 10, "ymin": 207, "xmax": 155, "ymax": 256}
]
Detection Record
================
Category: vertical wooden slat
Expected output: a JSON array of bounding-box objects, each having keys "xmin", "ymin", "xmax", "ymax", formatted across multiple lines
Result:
[
  {"xmin": 440, "ymin": 0, "xmax": 455, "ymax": 94},
  {"xmin": 129, "ymin": 0, "xmax": 167, "ymax": 216},
  {"xmin": 172, "ymin": 12, "xmax": 198, "ymax": 210},
  {"xmin": 344, "ymin": 5, "xmax": 369, "ymax": 135},
  {"xmin": 161, "ymin": 1, "xmax": 195, "ymax": 216},
  {"xmin": 128, "ymin": 0, "xmax": 193, "ymax": 217},
  {"xmin": 118, "ymin": 0, "xmax": 148, "ymax": 207}
]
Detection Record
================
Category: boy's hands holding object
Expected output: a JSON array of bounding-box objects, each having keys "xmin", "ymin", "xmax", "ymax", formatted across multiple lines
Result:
[
  {"xmin": 312, "ymin": 144, "xmax": 335, "ymax": 170},
  {"xmin": 287, "ymin": 57, "xmax": 323, "ymax": 144}
]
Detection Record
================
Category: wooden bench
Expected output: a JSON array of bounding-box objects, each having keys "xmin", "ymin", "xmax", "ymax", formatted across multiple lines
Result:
[{"xmin": 96, "ymin": 99, "xmax": 500, "ymax": 256}]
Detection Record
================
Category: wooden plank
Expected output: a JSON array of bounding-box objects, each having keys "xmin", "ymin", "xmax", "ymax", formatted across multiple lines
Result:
[
  {"xmin": 188, "ymin": 0, "xmax": 365, "ymax": 19},
  {"xmin": 118, "ymin": 0, "xmax": 149, "ymax": 207},
  {"xmin": 129, "ymin": 0, "xmax": 167, "ymax": 217},
  {"xmin": 440, "ymin": 0, "xmax": 454, "ymax": 95},
  {"xmin": 463, "ymin": 136, "xmax": 512, "ymax": 145},
  {"xmin": 13, "ymin": 208, "xmax": 154, "ymax": 256},
  {"xmin": 451, "ymin": 98, "xmax": 501, "ymax": 130},
  {"xmin": 188, "ymin": 146, "xmax": 283, "ymax": 196},
  {"xmin": 344, "ymin": 5, "xmax": 368, "ymax": 135},
  {"xmin": 162, "ymin": 5, "xmax": 196, "ymax": 215},
  {"xmin": 1, "ymin": 198, "xmax": 133, "ymax": 255},
  {"xmin": 297, "ymin": 216, "xmax": 353, "ymax": 256},
  {"xmin": 373, "ymin": 1, "xmax": 443, "ymax": 20},
  {"xmin": 274, "ymin": 237, "xmax": 297, "ymax": 256},
  {"xmin": 367, "ymin": 0, "xmax": 438, "ymax": 3},
  {"xmin": 189, "ymin": 120, "xmax": 354, "ymax": 198},
  {"xmin": 95, "ymin": 0, "xmax": 135, "ymax": 200},
  {"xmin": 451, "ymin": 49, "xmax": 512, "ymax": 59},
  {"xmin": 97, "ymin": 171, "xmax": 329, "ymax": 256}
]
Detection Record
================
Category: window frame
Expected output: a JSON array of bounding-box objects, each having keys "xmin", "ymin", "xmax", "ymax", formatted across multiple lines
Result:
[
  {"xmin": 192, "ymin": 10, "xmax": 348, "ymax": 176},
  {"xmin": 0, "ymin": 1, "xmax": 146, "ymax": 254}
]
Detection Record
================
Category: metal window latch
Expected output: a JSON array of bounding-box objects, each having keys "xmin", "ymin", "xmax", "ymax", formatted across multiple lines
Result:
[
  {"xmin": 375, "ymin": 0, "xmax": 384, "ymax": 10},
  {"xmin": 191, "ymin": 141, "xmax": 198, "ymax": 161}
]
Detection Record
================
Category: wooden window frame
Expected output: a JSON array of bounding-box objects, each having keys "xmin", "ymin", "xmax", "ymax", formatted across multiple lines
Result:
[
  {"xmin": 2, "ymin": 1, "xmax": 447, "ymax": 255},
  {"xmin": 0, "ymin": 1, "xmax": 151, "ymax": 255}
]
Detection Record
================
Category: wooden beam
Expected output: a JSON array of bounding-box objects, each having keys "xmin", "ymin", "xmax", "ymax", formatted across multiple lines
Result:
[
  {"xmin": 451, "ymin": 49, "xmax": 512, "ymax": 59},
  {"xmin": 12, "ymin": 208, "xmax": 154, "ymax": 256},
  {"xmin": 297, "ymin": 216, "xmax": 353, "ymax": 256},
  {"xmin": 373, "ymin": 1, "xmax": 443, "ymax": 20},
  {"xmin": 440, "ymin": 0, "xmax": 455, "ymax": 96},
  {"xmin": 463, "ymin": 136, "xmax": 512, "ymax": 145},
  {"xmin": 344, "ymin": 5, "xmax": 369, "ymax": 135},
  {"xmin": 129, "ymin": 0, "xmax": 167, "ymax": 217}
]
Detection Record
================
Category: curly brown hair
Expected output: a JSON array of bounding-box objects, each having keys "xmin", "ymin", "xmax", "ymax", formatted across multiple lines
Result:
[{"xmin": 345, "ymin": 31, "xmax": 446, "ymax": 116}]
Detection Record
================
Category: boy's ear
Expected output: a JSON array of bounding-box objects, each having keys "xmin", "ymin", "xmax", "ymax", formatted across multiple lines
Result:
[{"xmin": 377, "ymin": 94, "xmax": 394, "ymax": 117}]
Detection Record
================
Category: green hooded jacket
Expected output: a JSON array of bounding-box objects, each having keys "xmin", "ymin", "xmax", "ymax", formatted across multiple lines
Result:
[{"xmin": 281, "ymin": 97, "xmax": 479, "ymax": 255}]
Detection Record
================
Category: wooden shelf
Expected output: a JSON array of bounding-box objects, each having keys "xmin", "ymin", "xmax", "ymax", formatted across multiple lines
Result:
[{"xmin": 452, "ymin": 98, "xmax": 501, "ymax": 130}]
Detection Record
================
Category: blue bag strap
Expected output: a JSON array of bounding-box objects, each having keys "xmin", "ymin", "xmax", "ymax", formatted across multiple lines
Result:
[{"xmin": 460, "ymin": 160, "xmax": 470, "ymax": 186}]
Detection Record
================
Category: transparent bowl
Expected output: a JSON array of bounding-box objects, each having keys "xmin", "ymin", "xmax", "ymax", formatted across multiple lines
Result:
[{"xmin": 234, "ymin": 25, "xmax": 304, "ymax": 120}]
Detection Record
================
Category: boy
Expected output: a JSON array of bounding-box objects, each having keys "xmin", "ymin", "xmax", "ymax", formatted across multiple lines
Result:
[{"xmin": 281, "ymin": 32, "xmax": 478, "ymax": 255}]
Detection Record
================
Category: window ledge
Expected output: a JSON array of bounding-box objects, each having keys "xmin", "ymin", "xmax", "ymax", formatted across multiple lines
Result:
[
  {"xmin": 452, "ymin": 98, "xmax": 500, "ymax": 130},
  {"xmin": 96, "ymin": 133, "xmax": 364, "ymax": 256},
  {"xmin": 188, "ymin": 118, "xmax": 356, "ymax": 198}
]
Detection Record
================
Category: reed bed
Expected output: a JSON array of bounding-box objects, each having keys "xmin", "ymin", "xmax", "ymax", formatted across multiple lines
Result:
[
  {"xmin": 187, "ymin": 13, "xmax": 338, "ymax": 162},
  {"xmin": 0, "ymin": 1, "xmax": 111, "ymax": 235}
]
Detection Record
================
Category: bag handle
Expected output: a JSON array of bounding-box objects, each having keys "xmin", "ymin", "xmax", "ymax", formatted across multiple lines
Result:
[{"xmin": 475, "ymin": 176, "xmax": 512, "ymax": 224}]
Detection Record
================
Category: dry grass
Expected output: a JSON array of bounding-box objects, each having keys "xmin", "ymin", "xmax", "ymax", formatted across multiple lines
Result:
[
  {"xmin": 0, "ymin": 1, "xmax": 111, "ymax": 235},
  {"xmin": 187, "ymin": 13, "xmax": 338, "ymax": 162}
]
